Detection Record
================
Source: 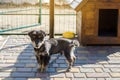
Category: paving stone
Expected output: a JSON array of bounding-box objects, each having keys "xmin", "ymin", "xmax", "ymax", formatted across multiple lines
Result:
[
  {"xmin": 0, "ymin": 72, "xmax": 11, "ymax": 77},
  {"xmin": 6, "ymin": 60, "xmax": 17, "ymax": 63},
  {"xmin": 0, "ymin": 78, "xmax": 14, "ymax": 80},
  {"xmin": 110, "ymin": 68, "xmax": 120, "ymax": 72},
  {"xmin": 58, "ymin": 56, "xmax": 66, "ymax": 59},
  {"xmin": 74, "ymin": 63, "xmax": 82, "ymax": 67},
  {"xmin": 30, "ymin": 56, "xmax": 36, "ymax": 59},
  {"xmin": 36, "ymin": 73, "xmax": 49, "ymax": 78},
  {"xmin": 97, "ymin": 78, "xmax": 105, "ymax": 80},
  {"xmin": 70, "ymin": 68, "xmax": 80, "ymax": 72},
  {"xmin": 0, "ymin": 64, "xmax": 14, "ymax": 67},
  {"xmin": 28, "ymin": 78, "xmax": 51, "ymax": 80},
  {"xmin": 47, "ymin": 68, "xmax": 56, "ymax": 73},
  {"xmin": 54, "ymin": 78, "xmax": 71, "ymax": 80},
  {"xmin": 102, "ymin": 68, "xmax": 111, "ymax": 73},
  {"xmin": 25, "ymin": 63, "xmax": 37, "ymax": 68},
  {"xmin": 95, "ymin": 68, "xmax": 103, "ymax": 73},
  {"xmin": 97, "ymin": 61, "xmax": 108, "ymax": 64},
  {"xmin": 72, "ymin": 78, "xmax": 96, "ymax": 80},
  {"xmin": 77, "ymin": 57, "xmax": 88, "ymax": 60},
  {"xmin": 21, "ymin": 53, "xmax": 34, "ymax": 56},
  {"xmin": 50, "ymin": 73, "xmax": 65, "ymax": 78},
  {"xmin": 16, "ymin": 68, "xmax": 32, "ymax": 72},
  {"xmin": 98, "ymin": 50, "xmax": 107, "ymax": 54},
  {"xmin": 56, "ymin": 68, "xmax": 66, "ymax": 73},
  {"xmin": 18, "ymin": 54, "xmax": 33, "ymax": 57},
  {"xmin": 14, "ymin": 63, "xmax": 25, "ymax": 67},
  {"xmin": 52, "ymin": 63, "xmax": 59, "ymax": 67},
  {"xmin": 75, "ymin": 60, "xmax": 89, "ymax": 64},
  {"xmin": 86, "ymin": 73, "xmax": 110, "ymax": 78},
  {"xmin": 108, "ymin": 54, "xmax": 118, "ymax": 57},
  {"xmin": 59, "ymin": 64, "xmax": 67, "ymax": 68},
  {"xmin": 104, "ymin": 65, "xmax": 120, "ymax": 68},
  {"xmin": 82, "ymin": 64, "xmax": 103, "ymax": 68},
  {"xmin": 73, "ymin": 73, "xmax": 85, "ymax": 78},
  {"xmin": 14, "ymin": 78, "xmax": 27, "ymax": 80},
  {"xmin": 113, "ymin": 52, "xmax": 120, "ymax": 57},
  {"xmin": 0, "ymin": 68, "xmax": 16, "ymax": 72},
  {"xmin": 56, "ymin": 59, "xmax": 66, "ymax": 64},
  {"xmin": 77, "ymin": 51, "xmax": 90, "ymax": 54},
  {"xmin": 32, "ymin": 68, "xmax": 38, "ymax": 72},
  {"xmin": 3, "ymin": 56, "xmax": 17, "ymax": 60},
  {"xmin": 28, "ymin": 78, "xmax": 41, "ymax": 80},
  {"xmin": 110, "ymin": 73, "xmax": 120, "ymax": 78},
  {"xmin": 65, "ymin": 73, "xmax": 74, "ymax": 78},
  {"xmin": 19, "ymin": 60, "xmax": 36, "ymax": 63},
  {"xmin": 80, "ymin": 68, "xmax": 95, "ymax": 73},
  {"xmin": 107, "ymin": 57, "xmax": 120, "ymax": 60},
  {"xmin": 108, "ymin": 60, "xmax": 120, "ymax": 64},
  {"xmin": 106, "ymin": 78, "xmax": 120, "ymax": 80},
  {"xmin": 11, "ymin": 72, "xmax": 35, "ymax": 77}
]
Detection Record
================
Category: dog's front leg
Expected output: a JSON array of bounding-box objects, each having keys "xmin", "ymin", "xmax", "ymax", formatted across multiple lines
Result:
[
  {"xmin": 40, "ymin": 64, "xmax": 44, "ymax": 72},
  {"xmin": 40, "ymin": 56, "xmax": 50, "ymax": 72},
  {"xmin": 40, "ymin": 64, "xmax": 47, "ymax": 72},
  {"xmin": 35, "ymin": 55, "xmax": 41, "ymax": 71}
]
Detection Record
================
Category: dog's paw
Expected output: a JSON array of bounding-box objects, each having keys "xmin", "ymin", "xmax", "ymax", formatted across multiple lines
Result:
[
  {"xmin": 66, "ymin": 68, "xmax": 71, "ymax": 72},
  {"xmin": 37, "ymin": 68, "xmax": 41, "ymax": 72},
  {"xmin": 41, "ymin": 69, "xmax": 46, "ymax": 73},
  {"xmin": 37, "ymin": 68, "xmax": 46, "ymax": 73}
]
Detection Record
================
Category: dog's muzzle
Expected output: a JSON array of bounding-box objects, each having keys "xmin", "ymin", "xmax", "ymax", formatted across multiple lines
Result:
[{"xmin": 32, "ymin": 40, "xmax": 44, "ymax": 49}]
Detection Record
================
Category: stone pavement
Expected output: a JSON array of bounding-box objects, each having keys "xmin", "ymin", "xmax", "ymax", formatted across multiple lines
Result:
[{"xmin": 0, "ymin": 35, "xmax": 120, "ymax": 80}]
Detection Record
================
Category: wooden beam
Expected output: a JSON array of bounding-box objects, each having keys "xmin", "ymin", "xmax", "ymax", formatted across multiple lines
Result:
[{"xmin": 49, "ymin": 0, "xmax": 54, "ymax": 38}]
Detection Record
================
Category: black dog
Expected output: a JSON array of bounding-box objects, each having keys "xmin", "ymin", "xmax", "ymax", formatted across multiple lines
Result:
[{"xmin": 28, "ymin": 30, "xmax": 79, "ymax": 72}]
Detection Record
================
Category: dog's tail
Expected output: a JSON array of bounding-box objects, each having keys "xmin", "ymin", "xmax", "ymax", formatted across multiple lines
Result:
[{"xmin": 71, "ymin": 40, "xmax": 80, "ymax": 47}]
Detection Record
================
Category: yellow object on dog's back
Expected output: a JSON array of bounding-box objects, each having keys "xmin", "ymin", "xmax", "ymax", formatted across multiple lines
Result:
[{"xmin": 63, "ymin": 32, "xmax": 75, "ymax": 39}]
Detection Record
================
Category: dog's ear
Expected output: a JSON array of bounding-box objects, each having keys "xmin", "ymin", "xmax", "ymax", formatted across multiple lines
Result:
[
  {"xmin": 40, "ymin": 30, "xmax": 46, "ymax": 37},
  {"xmin": 28, "ymin": 30, "xmax": 34, "ymax": 37}
]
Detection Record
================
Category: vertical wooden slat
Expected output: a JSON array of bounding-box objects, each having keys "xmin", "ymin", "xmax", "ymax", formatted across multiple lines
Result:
[{"xmin": 49, "ymin": 0, "xmax": 54, "ymax": 38}]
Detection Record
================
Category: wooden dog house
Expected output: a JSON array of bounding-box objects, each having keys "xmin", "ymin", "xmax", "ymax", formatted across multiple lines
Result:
[{"xmin": 70, "ymin": 0, "xmax": 120, "ymax": 45}]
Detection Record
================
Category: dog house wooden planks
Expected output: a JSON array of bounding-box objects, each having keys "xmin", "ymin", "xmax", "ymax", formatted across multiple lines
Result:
[{"xmin": 75, "ymin": 0, "xmax": 120, "ymax": 45}]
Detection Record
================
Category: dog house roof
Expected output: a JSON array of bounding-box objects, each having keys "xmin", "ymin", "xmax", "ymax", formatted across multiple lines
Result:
[
  {"xmin": 68, "ymin": 0, "xmax": 120, "ymax": 10},
  {"xmin": 67, "ymin": 0, "xmax": 87, "ymax": 10}
]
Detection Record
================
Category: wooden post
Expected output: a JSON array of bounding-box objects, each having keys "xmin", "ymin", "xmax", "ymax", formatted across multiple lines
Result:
[
  {"xmin": 38, "ymin": 0, "xmax": 41, "ymax": 24},
  {"xmin": 49, "ymin": 0, "xmax": 54, "ymax": 38}
]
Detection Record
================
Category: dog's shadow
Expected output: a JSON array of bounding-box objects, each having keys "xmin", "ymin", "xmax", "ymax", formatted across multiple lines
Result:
[{"xmin": 0, "ymin": 37, "xmax": 120, "ymax": 80}]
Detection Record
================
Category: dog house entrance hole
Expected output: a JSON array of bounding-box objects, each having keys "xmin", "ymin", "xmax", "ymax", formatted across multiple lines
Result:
[{"xmin": 98, "ymin": 9, "xmax": 118, "ymax": 37}]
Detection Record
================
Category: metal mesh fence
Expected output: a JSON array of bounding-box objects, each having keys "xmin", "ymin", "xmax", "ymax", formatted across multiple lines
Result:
[
  {"xmin": 0, "ymin": 0, "xmax": 76, "ymax": 35},
  {"xmin": 0, "ymin": 2, "xmax": 40, "ymax": 34},
  {"xmin": 41, "ymin": 0, "xmax": 76, "ymax": 34}
]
